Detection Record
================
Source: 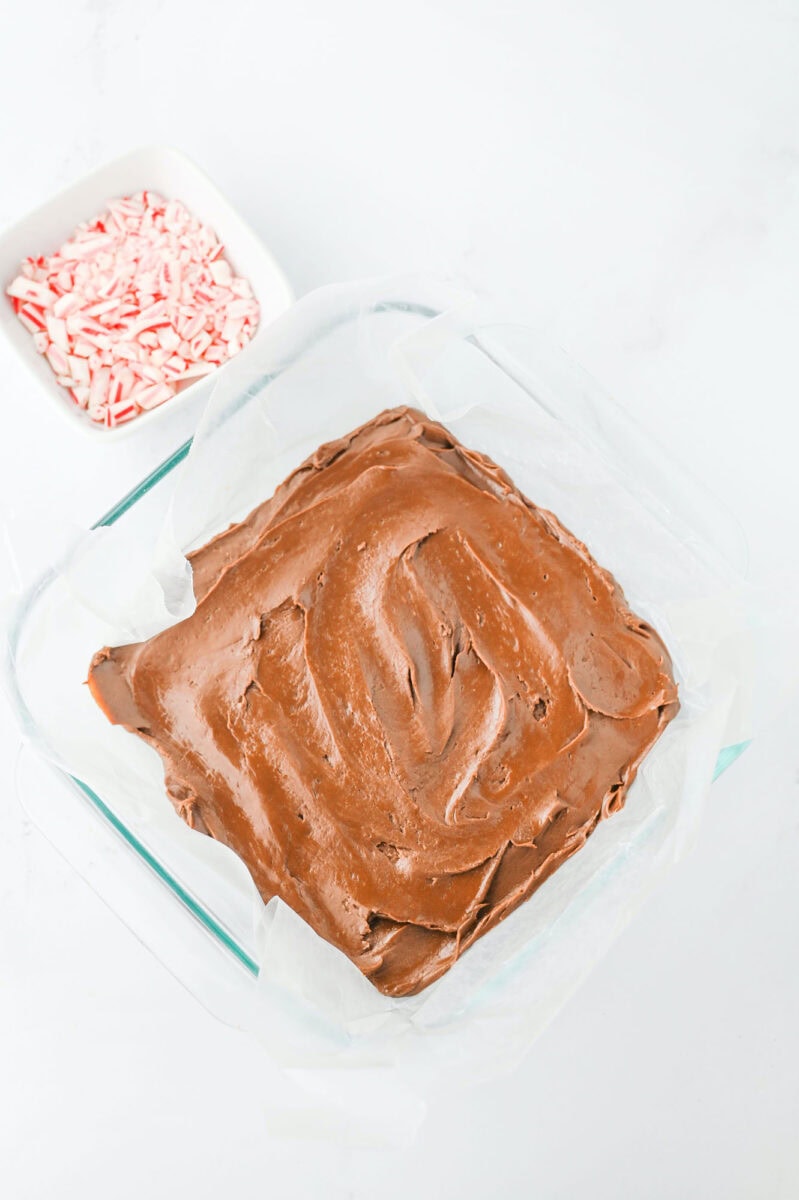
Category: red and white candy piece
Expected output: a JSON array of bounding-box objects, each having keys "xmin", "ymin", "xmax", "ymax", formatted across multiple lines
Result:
[{"xmin": 6, "ymin": 190, "xmax": 259, "ymax": 428}]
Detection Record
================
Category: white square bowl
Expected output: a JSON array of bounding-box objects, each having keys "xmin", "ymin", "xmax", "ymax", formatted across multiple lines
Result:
[{"xmin": 0, "ymin": 145, "xmax": 294, "ymax": 440}]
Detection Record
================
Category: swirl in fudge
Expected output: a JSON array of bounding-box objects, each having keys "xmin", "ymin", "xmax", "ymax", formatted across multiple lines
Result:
[{"xmin": 89, "ymin": 407, "xmax": 678, "ymax": 996}]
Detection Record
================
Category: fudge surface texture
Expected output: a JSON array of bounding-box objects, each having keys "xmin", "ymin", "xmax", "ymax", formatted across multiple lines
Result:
[{"xmin": 88, "ymin": 406, "xmax": 679, "ymax": 996}]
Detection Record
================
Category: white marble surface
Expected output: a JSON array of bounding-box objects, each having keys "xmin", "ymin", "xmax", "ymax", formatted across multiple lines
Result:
[{"xmin": 1, "ymin": 2, "xmax": 797, "ymax": 1197}]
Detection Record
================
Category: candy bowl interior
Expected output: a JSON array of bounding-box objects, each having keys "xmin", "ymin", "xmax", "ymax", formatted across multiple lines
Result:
[{"xmin": 0, "ymin": 144, "xmax": 293, "ymax": 440}]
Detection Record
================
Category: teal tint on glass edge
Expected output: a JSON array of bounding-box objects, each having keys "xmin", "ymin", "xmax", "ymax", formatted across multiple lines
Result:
[{"xmin": 713, "ymin": 740, "xmax": 750, "ymax": 780}]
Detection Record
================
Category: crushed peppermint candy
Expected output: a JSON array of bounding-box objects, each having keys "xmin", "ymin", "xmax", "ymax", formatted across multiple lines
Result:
[{"xmin": 6, "ymin": 191, "xmax": 259, "ymax": 428}]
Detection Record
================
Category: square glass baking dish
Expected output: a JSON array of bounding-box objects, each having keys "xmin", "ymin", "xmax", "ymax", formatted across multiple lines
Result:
[{"xmin": 4, "ymin": 278, "xmax": 751, "ymax": 1059}]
